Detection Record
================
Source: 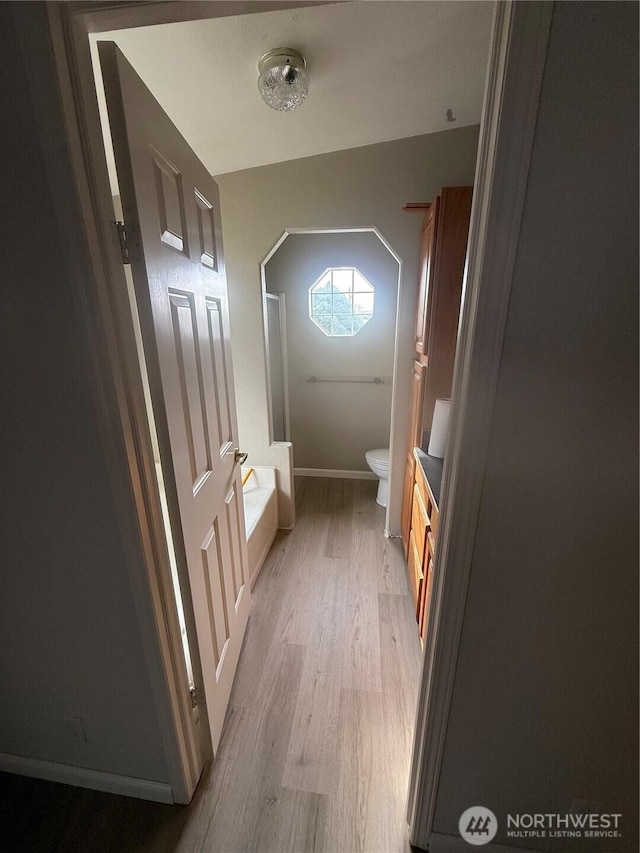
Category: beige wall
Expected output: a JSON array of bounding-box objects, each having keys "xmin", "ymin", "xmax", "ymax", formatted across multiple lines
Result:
[
  {"xmin": 432, "ymin": 3, "xmax": 638, "ymax": 849},
  {"xmin": 216, "ymin": 126, "xmax": 480, "ymax": 529},
  {"xmin": 265, "ymin": 231, "xmax": 399, "ymax": 472},
  {"xmin": 0, "ymin": 3, "xmax": 171, "ymax": 785}
]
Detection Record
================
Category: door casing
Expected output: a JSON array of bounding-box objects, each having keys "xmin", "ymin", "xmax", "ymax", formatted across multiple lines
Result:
[{"xmin": 45, "ymin": 0, "xmax": 553, "ymax": 832}]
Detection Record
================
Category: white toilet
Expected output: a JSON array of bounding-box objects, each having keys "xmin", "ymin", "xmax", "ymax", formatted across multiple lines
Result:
[{"xmin": 365, "ymin": 448, "xmax": 390, "ymax": 507}]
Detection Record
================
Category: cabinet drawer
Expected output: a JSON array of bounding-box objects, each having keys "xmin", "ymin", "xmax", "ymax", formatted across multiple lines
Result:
[
  {"xmin": 411, "ymin": 484, "xmax": 430, "ymax": 564},
  {"xmin": 407, "ymin": 529, "xmax": 424, "ymax": 619}
]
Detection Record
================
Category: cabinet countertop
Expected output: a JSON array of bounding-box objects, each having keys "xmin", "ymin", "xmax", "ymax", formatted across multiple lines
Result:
[{"xmin": 414, "ymin": 447, "xmax": 443, "ymax": 509}]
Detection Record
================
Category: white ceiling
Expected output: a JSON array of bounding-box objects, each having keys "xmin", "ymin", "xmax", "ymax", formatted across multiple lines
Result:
[{"xmin": 91, "ymin": 1, "xmax": 493, "ymax": 177}]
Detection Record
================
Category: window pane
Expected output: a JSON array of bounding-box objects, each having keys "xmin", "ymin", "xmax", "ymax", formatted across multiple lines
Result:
[
  {"xmin": 332, "ymin": 289, "xmax": 354, "ymax": 312},
  {"xmin": 331, "ymin": 314, "xmax": 354, "ymax": 336},
  {"xmin": 314, "ymin": 314, "xmax": 333, "ymax": 335},
  {"xmin": 332, "ymin": 268, "xmax": 353, "ymax": 294},
  {"xmin": 311, "ymin": 292, "xmax": 332, "ymax": 316},
  {"xmin": 352, "ymin": 313, "xmax": 372, "ymax": 332},
  {"xmin": 353, "ymin": 292, "xmax": 374, "ymax": 313},
  {"xmin": 353, "ymin": 270, "xmax": 374, "ymax": 293}
]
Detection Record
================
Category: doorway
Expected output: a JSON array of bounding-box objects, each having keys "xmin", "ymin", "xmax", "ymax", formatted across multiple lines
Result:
[{"xmin": 46, "ymin": 1, "xmax": 504, "ymax": 840}]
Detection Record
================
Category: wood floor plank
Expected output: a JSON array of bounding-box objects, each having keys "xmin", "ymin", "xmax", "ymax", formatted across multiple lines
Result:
[
  {"xmin": 379, "ymin": 592, "xmax": 423, "ymax": 757},
  {"xmin": 342, "ymin": 587, "xmax": 383, "ymax": 693},
  {"xmin": 322, "ymin": 688, "xmax": 381, "ymax": 853},
  {"xmin": 282, "ymin": 556, "xmax": 347, "ymax": 795},
  {"xmin": 322, "ymin": 688, "xmax": 413, "ymax": 853},
  {"xmin": 340, "ymin": 528, "xmax": 383, "ymax": 692},
  {"xmin": 351, "ymin": 478, "xmax": 382, "ymax": 532},
  {"xmin": 273, "ymin": 514, "xmax": 331, "ymax": 646},
  {"xmin": 228, "ymin": 530, "xmax": 292, "ymax": 709},
  {"xmin": 324, "ymin": 479, "xmax": 354, "ymax": 559},
  {"xmin": 378, "ymin": 537, "xmax": 412, "ymax": 595}
]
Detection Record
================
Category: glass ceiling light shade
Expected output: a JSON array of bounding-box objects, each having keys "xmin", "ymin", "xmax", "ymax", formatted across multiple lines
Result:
[{"xmin": 258, "ymin": 48, "xmax": 309, "ymax": 112}]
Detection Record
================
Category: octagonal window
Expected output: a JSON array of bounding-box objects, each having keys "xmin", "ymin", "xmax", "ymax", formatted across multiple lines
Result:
[{"xmin": 309, "ymin": 267, "xmax": 374, "ymax": 337}]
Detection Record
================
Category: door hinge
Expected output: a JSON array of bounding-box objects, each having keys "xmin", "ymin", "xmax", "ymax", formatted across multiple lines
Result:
[
  {"xmin": 190, "ymin": 685, "xmax": 205, "ymax": 708},
  {"xmin": 111, "ymin": 220, "xmax": 131, "ymax": 265}
]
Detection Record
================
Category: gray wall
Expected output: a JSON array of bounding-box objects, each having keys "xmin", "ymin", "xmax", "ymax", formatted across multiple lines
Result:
[
  {"xmin": 0, "ymin": 3, "xmax": 170, "ymax": 784},
  {"xmin": 432, "ymin": 3, "xmax": 638, "ymax": 849},
  {"xmin": 216, "ymin": 126, "xmax": 480, "ymax": 528},
  {"xmin": 265, "ymin": 232, "xmax": 399, "ymax": 471}
]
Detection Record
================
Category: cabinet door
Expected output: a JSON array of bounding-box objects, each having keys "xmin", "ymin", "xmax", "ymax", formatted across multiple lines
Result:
[
  {"xmin": 422, "ymin": 186, "xmax": 473, "ymax": 428},
  {"xmin": 408, "ymin": 360, "xmax": 427, "ymax": 450},
  {"xmin": 414, "ymin": 197, "xmax": 440, "ymax": 355}
]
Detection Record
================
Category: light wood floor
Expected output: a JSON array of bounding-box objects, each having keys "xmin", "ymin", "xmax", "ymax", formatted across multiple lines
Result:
[{"xmin": 0, "ymin": 478, "xmax": 423, "ymax": 853}]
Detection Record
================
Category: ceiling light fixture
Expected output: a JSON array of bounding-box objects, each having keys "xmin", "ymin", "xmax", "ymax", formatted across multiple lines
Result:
[{"xmin": 257, "ymin": 48, "xmax": 309, "ymax": 112}]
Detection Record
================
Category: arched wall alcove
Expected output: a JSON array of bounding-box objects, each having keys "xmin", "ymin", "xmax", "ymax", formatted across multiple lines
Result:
[
  {"xmin": 263, "ymin": 228, "xmax": 400, "ymax": 475},
  {"xmin": 261, "ymin": 227, "xmax": 402, "ymax": 533}
]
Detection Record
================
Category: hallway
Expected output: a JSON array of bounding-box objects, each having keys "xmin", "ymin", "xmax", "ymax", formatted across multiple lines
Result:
[{"xmin": 0, "ymin": 478, "xmax": 422, "ymax": 852}]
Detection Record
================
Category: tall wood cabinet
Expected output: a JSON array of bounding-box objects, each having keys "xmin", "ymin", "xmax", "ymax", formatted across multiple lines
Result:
[{"xmin": 401, "ymin": 187, "xmax": 472, "ymax": 629}]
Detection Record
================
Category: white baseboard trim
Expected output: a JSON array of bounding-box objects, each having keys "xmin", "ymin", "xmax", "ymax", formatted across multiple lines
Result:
[
  {"xmin": 294, "ymin": 468, "xmax": 376, "ymax": 480},
  {"xmin": 429, "ymin": 832, "xmax": 542, "ymax": 853},
  {"xmin": 0, "ymin": 752, "xmax": 175, "ymax": 803}
]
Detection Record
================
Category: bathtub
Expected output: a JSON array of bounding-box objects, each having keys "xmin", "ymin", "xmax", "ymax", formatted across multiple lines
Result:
[{"xmin": 241, "ymin": 466, "xmax": 278, "ymax": 588}]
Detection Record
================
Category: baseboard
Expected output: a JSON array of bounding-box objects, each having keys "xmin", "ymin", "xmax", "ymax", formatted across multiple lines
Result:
[
  {"xmin": 294, "ymin": 468, "xmax": 376, "ymax": 480},
  {"xmin": 0, "ymin": 752, "xmax": 175, "ymax": 803},
  {"xmin": 429, "ymin": 832, "xmax": 543, "ymax": 853}
]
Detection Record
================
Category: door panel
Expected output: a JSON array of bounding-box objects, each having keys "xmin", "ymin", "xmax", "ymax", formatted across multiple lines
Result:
[
  {"xmin": 168, "ymin": 290, "xmax": 212, "ymax": 486},
  {"xmin": 205, "ymin": 298, "xmax": 233, "ymax": 452},
  {"xmin": 99, "ymin": 41, "xmax": 250, "ymax": 759},
  {"xmin": 195, "ymin": 189, "xmax": 217, "ymax": 270},
  {"xmin": 200, "ymin": 521, "xmax": 229, "ymax": 670}
]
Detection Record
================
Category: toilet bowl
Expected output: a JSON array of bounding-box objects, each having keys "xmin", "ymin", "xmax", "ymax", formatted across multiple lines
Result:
[{"xmin": 365, "ymin": 448, "xmax": 390, "ymax": 507}]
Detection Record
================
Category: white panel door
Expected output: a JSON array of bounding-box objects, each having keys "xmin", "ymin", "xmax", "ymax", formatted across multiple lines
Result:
[{"xmin": 99, "ymin": 42, "xmax": 250, "ymax": 756}]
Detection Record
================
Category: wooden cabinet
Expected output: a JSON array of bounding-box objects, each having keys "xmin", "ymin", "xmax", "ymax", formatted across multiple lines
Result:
[
  {"xmin": 401, "ymin": 186, "xmax": 472, "ymax": 558},
  {"xmin": 406, "ymin": 451, "xmax": 440, "ymax": 646},
  {"xmin": 401, "ymin": 187, "xmax": 472, "ymax": 640}
]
